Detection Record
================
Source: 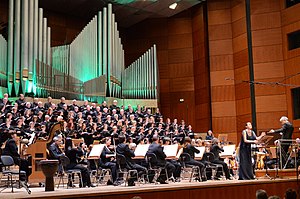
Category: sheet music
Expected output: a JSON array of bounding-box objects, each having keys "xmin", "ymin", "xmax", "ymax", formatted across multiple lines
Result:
[
  {"xmin": 195, "ymin": 146, "xmax": 205, "ymax": 160},
  {"xmin": 163, "ymin": 144, "xmax": 178, "ymax": 158},
  {"xmin": 134, "ymin": 144, "xmax": 150, "ymax": 157},
  {"xmin": 28, "ymin": 132, "xmax": 36, "ymax": 145},
  {"xmin": 220, "ymin": 145, "xmax": 236, "ymax": 157},
  {"xmin": 88, "ymin": 144, "xmax": 105, "ymax": 159},
  {"xmin": 176, "ymin": 148, "xmax": 183, "ymax": 159}
]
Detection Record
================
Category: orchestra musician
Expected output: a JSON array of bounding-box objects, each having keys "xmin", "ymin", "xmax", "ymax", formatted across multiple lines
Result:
[
  {"xmin": 238, "ymin": 122, "xmax": 265, "ymax": 180},
  {"xmin": 146, "ymin": 135, "xmax": 175, "ymax": 184},
  {"xmin": 210, "ymin": 138, "xmax": 231, "ymax": 180},
  {"xmin": 2, "ymin": 131, "xmax": 32, "ymax": 182},
  {"xmin": 48, "ymin": 136, "xmax": 65, "ymax": 160},
  {"xmin": 116, "ymin": 135, "xmax": 147, "ymax": 186},
  {"xmin": 268, "ymin": 116, "xmax": 294, "ymax": 168},
  {"xmin": 182, "ymin": 137, "xmax": 207, "ymax": 181},
  {"xmin": 162, "ymin": 137, "xmax": 181, "ymax": 181},
  {"xmin": 64, "ymin": 137, "xmax": 95, "ymax": 187},
  {"xmin": 99, "ymin": 137, "xmax": 118, "ymax": 185},
  {"xmin": 205, "ymin": 130, "xmax": 214, "ymax": 141}
]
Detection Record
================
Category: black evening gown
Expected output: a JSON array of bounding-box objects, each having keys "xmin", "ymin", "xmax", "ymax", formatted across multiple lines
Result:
[{"xmin": 238, "ymin": 130, "xmax": 256, "ymax": 180}]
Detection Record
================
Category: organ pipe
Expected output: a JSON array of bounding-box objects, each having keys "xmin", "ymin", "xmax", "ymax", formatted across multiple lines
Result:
[
  {"xmin": 13, "ymin": 0, "xmax": 21, "ymax": 95},
  {"xmin": 7, "ymin": 0, "xmax": 14, "ymax": 95}
]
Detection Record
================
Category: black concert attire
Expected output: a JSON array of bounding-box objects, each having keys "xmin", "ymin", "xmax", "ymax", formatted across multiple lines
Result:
[
  {"xmin": 146, "ymin": 142, "xmax": 175, "ymax": 183},
  {"xmin": 210, "ymin": 144, "xmax": 231, "ymax": 179},
  {"xmin": 2, "ymin": 138, "xmax": 31, "ymax": 181},
  {"xmin": 116, "ymin": 142, "xmax": 147, "ymax": 185},
  {"xmin": 238, "ymin": 130, "xmax": 256, "ymax": 180},
  {"xmin": 183, "ymin": 144, "xmax": 206, "ymax": 180},
  {"xmin": 100, "ymin": 146, "xmax": 117, "ymax": 182},
  {"xmin": 65, "ymin": 147, "xmax": 92, "ymax": 187},
  {"xmin": 273, "ymin": 122, "xmax": 294, "ymax": 168},
  {"xmin": 205, "ymin": 135, "xmax": 214, "ymax": 140}
]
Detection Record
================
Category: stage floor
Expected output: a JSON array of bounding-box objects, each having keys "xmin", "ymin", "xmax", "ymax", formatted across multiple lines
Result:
[{"xmin": 1, "ymin": 177, "xmax": 299, "ymax": 199}]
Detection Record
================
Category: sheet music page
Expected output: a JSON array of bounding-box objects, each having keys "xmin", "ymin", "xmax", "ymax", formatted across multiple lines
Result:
[
  {"xmin": 220, "ymin": 145, "xmax": 236, "ymax": 156},
  {"xmin": 163, "ymin": 144, "xmax": 178, "ymax": 157},
  {"xmin": 88, "ymin": 144, "xmax": 105, "ymax": 158},
  {"xmin": 176, "ymin": 148, "xmax": 183, "ymax": 159},
  {"xmin": 195, "ymin": 146, "xmax": 205, "ymax": 159},
  {"xmin": 134, "ymin": 144, "xmax": 150, "ymax": 157}
]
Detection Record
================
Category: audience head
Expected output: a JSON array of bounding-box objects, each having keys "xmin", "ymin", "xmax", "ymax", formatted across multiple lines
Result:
[
  {"xmin": 285, "ymin": 188, "xmax": 297, "ymax": 199},
  {"xmin": 256, "ymin": 189, "xmax": 268, "ymax": 199},
  {"xmin": 268, "ymin": 196, "xmax": 280, "ymax": 199}
]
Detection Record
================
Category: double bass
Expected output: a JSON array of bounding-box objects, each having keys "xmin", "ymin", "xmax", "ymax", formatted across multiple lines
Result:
[{"xmin": 23, "ymin": 121, "xmax": 64, "ymax": 183}]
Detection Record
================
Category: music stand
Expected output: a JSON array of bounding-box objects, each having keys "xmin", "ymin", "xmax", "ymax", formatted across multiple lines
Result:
[
  {"xmin": 194, "ymin": 147, "xmax": 205, "ymax": 160},
  {"xmin": 88, "ymin": 144, "xmax": 105, "ymax": 159},
  {"xmin": 257, "ymin": 135, "xmax": 273, "ymax": 180},
  {"xmin": 133, "ymin": 144, "xmax": 149, "ymax": 159}
]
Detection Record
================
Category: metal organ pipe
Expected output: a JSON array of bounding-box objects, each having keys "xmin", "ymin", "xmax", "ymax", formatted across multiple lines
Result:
[
  {"xmin": 13, "ymin": 0, "xmax": 21, "ymax": 95},
  {"xmin": 98, "ymin": 11, "xmax": 102, "ymax": 76},
  {"xmin": 7, "ymin": 0, "xmax": 14, "ymax": 95},
  {"xmin": 28, "ymin": 0, "xmax": 34, "ymax": 82}
]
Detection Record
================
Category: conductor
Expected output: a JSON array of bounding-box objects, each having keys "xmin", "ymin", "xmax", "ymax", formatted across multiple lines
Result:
[{"xmin": 269, "ymin": 116, "xmax": 294, "ymax": 168}]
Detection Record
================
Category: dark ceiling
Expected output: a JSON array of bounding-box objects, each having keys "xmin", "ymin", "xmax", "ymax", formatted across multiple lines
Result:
[{"xmin": 38, "ymin": 0, "xmax": 202, "ymax": 28}]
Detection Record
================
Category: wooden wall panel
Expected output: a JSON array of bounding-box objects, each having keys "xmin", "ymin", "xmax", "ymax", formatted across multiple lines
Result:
[
  {"xmin": 170, "ymin": 77, "xmax": 195, "ymax": 92},
  {"xmin": 195, "ymin": 103, "xmax": 211, "ymax": 120},
  {"xmin": 169, "ymin": 63, "xmax": 194, "ymax": 78},
  {"xmin": 208, "ymin": 24, "xmax": 232, "ymax": 41},
  {"xmin": 168, "ymin": 48, "xmax": 194, "ymax": 64},
  {"xmin": 193, "ymin": 58, "xmax": 207, "ymax": 76},
  {"xmin": 232, "ymin": 33, "xmax": 247, "ymax": 53},
  {"xmin": 210, "ymin": 55, "xmax": 234, "ymax": 71},
  {"xmin": 168, "ymin": 34, "xmax": 193, "ymax": 49},
  {"xmin": 193, "ymin": 43, "xmax": 205, "ymax": 60},
  {"xmin": 233, "ymin": 49, "xmax": 249, "ymax": 69},
  {"xmin": 253, "ymin": 61, "xmax": 285, "ymax": 79},
  {"xmin": 256, "ymin": 95, "xmax": 287, "ymax": 112},
  {"xmin": 234, "ymin": 83, "xmax": 250, "ymax": 100},
  {"xmin": 257, "ymin": 111, "xmax": 288, "ymax": 130},
  {"xmin": 250, "ymin": 0, "xmax": 281, "ymax": 14},
  {"xmin": 281, "ymin": 3, "xmax": 300, "ymax": 26},
  {"xmin": 207, "ymin": 0, "xmax": 231, "ymax": 11},
  {"xmin": 252, "ymin": 45, "xmax": 283, "ymax": 63},
  {"xmin": 231, "ymin": 1, "xmax": 246, "ymax": 22},
  {"xmin": 211, "ymin": 85, "xmax": 236, "ymax": 102},
  {"xmin": 232, "ymin": 18, "xmax": 246, "ymax": 37},
  {"xmin": 209, "ymin": 39, "xmax": 233, "ymax": 55},
  {"xmin": 251, "ymin": 12, "xmax": 281, "ymax": 30},
  {"xmin": 193, "ymin": 4, "xmax": 211, "ymax": 132},
  {"xmin": 208, "ymin": 9, "xmax": 232, "ymax": 25},
  {"xmin": 211, "ymin": 101, "xmax": 236, "ymax": 117},
  {"xmin": 168, "ymin": 18, "xmax": 192, "ymax": 35},
  {"xmin": 210, "ymin": 70, "xmax": 235, "ymax": 86},
  {"xmin": 159, "ymin": 79, "xmax": 170, "ymax": 93},
  {"xmin": 235, "ymin": 98, "xmax": 251, "ymax": 115},
  {"xmin": 254, "ymin": 78, "xmax": 286, "ymax": 96},
  {"xmin": 252, "ymin": 28, "xmax": 282, "ymax": 47},
  {"xmin": 212, "ymin": 116, "xmax": 237, "ymax": 132}
]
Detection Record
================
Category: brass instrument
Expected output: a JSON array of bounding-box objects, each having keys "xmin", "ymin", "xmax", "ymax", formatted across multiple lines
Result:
[{"xmin": 24, "ymin": 121, "xmax": 64, "ymax": 183}]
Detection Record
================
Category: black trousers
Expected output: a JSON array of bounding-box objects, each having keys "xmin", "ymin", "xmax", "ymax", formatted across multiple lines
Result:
[
  {"xmin": 168, "ymin": 159, "xmax": 181, "ymax": 178},
  {"xmin": 186, "ymin": 159, "xmax": 206, "ymax": 178},
  {"xmin": 14, "ymin": 157, "xmax": 31, "ymax": 181},
  {"xmin": 102, "ymin": 162, "xmax": 117, "ymax": 182},
  {"xmin": 212, "ymin": 159, "xmax": 231, "ymax": 179},
  {"xmin": 67, "ymin": 164, "xmax": 91, "ymax": 186},
  {"xmin": 158, "ymin": 162, "xmax": 175, "ymax": 181}
]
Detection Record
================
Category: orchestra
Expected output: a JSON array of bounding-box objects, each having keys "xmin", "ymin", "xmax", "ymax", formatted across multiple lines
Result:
[{"xmin": 0, "ymin": 94, "xmax": 299, "ymax": 189}]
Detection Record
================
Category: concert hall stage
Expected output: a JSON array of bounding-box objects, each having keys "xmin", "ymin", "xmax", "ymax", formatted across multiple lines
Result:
[{"xmin": 1, "ymin": 177, "xmax": 299, "ymax": 199}]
